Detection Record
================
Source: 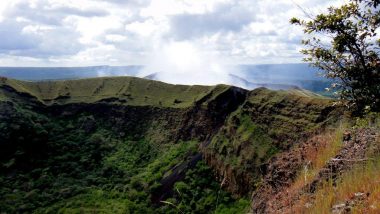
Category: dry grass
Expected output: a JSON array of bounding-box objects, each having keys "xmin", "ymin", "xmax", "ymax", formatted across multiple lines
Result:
[
  {"xmin": 274, "ymin": 125, "xmax": 346, "ymax": 213},
  {"xmin": 292, "ymin": 129, "xmax": 380, "ymax": 214},
  {"xmin": 292, "ymin": 126, "xmax": 344, "ymax": 193},
  {"xmin": 280, "ymin": 114, "xmax": 380, "ymax": 214},
  {"xmin": 308, "ymin": 155, "xmax": 380, "ymax": 214}
]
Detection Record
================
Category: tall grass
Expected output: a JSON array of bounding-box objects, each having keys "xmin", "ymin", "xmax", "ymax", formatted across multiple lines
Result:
[
  {"xmin": 291, "ymin": 125, "xmax": 345, "ymax": 193},
  {"xmin": 294, "ymin": 116, "xmax": 380, "ymax": 213},
  {"xmin": 282, "ymin": 124, "xmax": 346, "ymax": 213},
  {"xmin": 309, "ymin": 154, "xmax": 380, "ymax": 213}
]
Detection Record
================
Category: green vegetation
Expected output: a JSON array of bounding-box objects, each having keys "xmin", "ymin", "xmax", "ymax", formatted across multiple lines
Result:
[
  {"xmin": 0, "ymin": 76, "xmax": 230, "ymax": 108},
  {"xmin": 205, "ymin": 110, "xmax": 278, "ymax": 195},
  {"xmin": 0, "ymin": 77, "xmax": 253, "ymax": 213},
  {"xmin": 202, "ymin": 87, "xmax": 337, "ymax": 196},
  {"xmin": 159, "ymin": 161, "xmax": 250, "ymax": 214},
  {"xmin": 0, "ymin": 77, "xmax": 338, "ymax": 213},
  {"xmin": 246, "ymin": 88, "xmax": 335, "ymax": 145},
  {"xmin": 0, "ymin": 100, "xmax": 246, "ymax": 213},
  {"xmin": 210, "ymin": 113, "xmax": 276, "ymax": 168},
  {"xmin": 291, "ymin": 0, "xmax": 380, "ymax": 113},
  {"xmin": 354, "ymin": 112, "xmax": 380, "ymax": 129}
]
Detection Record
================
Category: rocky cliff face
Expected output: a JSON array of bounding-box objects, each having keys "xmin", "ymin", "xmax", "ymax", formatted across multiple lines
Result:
[{"xmin": 202, "ymin": 88, "xmax": 338, "ymax": 197}]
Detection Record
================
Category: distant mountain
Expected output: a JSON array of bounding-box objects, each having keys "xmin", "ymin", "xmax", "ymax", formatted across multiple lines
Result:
[
  {"xmin": 228, "ymin": 73, "xmax": 300, "ymax": 90},
  {"xmin": 237, "ymin": 63, "xmax": 325, "ymax": 82},
  {"xmin": 0, "ymin": 63, "xmax": 323, "ymax": 82},
  {"xmin": 0, "ymin": 65, "xmax": 143, "ymax": 81},
  {"xmin": 236, "ymin": 64, "xmax": 333, "ymax": 94},
  {"xmin": 143, "ymin": 72, "xmax": 159, "ymax": 80},
  {"xmin": 145, "ymin": 72, "xmax": 300, "ymax": 90},
  {"xmin": 0, "ymin": 63, "xmax": 333, "ymax": 95}
]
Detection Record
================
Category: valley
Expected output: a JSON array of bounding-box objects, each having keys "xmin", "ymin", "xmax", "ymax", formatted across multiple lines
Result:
[{"xmin": 0, "ymin": 76, "xmax": 378, "ymax": 213}]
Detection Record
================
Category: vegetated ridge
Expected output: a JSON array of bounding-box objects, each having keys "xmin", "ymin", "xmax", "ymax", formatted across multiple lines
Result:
[{"xmin": 0, "ymin": 76, "xmax": 378, "ymax": 213}]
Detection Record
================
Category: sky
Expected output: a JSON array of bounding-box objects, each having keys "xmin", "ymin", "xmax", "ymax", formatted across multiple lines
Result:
[{"xmin": 0, "ymin": 0, "xmax": 344, "ymax": 67}]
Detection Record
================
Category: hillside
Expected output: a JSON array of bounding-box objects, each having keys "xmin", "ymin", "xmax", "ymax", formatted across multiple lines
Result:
[
  {"xmin": 0, "ymin": 76, "xmax": 227, "ymax": 107},
  {"xmin": 0, "ymin": 76, "xmax": 378, "ymax": 213},
  {"xmin": 0, "ymin": 64, "xmax": 332, "ymax": 95}
]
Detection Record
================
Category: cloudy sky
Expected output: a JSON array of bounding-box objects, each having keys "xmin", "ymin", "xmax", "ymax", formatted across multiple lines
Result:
[{"xmin": 0, "ymin": 0, "xmax": 344, "ymax": 67}]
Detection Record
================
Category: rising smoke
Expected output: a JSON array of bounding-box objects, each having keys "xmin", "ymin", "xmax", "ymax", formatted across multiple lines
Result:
[{"xmin": 139, "ymin": 40, "xmax": 240, "ymax": 86}]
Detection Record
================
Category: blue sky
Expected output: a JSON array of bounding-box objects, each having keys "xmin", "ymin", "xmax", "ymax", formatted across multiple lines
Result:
[{"xmin": 0, "ymin": 0, "xmax": 343, "ymax": 67}]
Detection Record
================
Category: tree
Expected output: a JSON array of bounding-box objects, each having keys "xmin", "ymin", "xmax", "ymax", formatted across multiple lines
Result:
[{"xmin": 291, "ymin": 0, "xmax": 380, "ymax": 113}]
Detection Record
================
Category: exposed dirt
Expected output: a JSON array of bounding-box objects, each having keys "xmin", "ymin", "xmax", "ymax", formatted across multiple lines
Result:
[
  {"xmin": 249, "ymin": 128, "xmax": 380, "ymax": 214},
  {"xmin": 331, "ymin": 192, "xmax": 370, "ymax": 214},
  {"xmin": 309, "ymin": 128, "xmax": 379, "ymax": 192},
  {"xmin": 249, "ymin": 133, "xmax": 325, "ymax": 213}
]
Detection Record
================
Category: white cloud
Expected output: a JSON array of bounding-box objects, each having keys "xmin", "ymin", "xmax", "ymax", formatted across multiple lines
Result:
[
  {"xmin": 73, "ymin": 15, "xmax": 125, "ymax": 44},
  {"xmin": 125, "ymin": 19, "xmax": 162, "ymax": 37},
  {"xmin": 105, "ymin": 34, "xmax": 127, "ymax": 43},
  {"xmin": 141, "ymin": 41, "xmax": 233, "ymax": 86},
  {"xmin": 0, "ymin": 0, "xmax": 345, "ymax": 67},
  {"xmin": 140, "ymin": 0, "xmax": 230, "ymax": 18}
]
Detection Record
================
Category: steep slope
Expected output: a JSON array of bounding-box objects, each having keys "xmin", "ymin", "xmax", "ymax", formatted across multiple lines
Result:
[
  {"xmin": 0, "ymin": 76, "xmax": 222, "ymax": 107},
  {"xmin": 248, "ymin": 118, "xmax": 380, "ymax": 213},
  {"xmin": 202, "ymin": 87, "xmax": 338, "ymax": 197},
  {"xmin": 0, "ymin": 76, "xmax": 340, "ymax": 213},
  {"xmin": 0, "ymin": 76, "xmax": 249, "ymax": 213},
  {"xmin": 0, "ymin": 76, "xmax": 249, "ymax": 144}
]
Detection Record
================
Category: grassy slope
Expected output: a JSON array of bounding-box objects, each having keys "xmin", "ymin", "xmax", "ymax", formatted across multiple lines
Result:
[
  {"xmin": 0, "ymin": 76, "xmax": 230, "ymax": 108},
  {"xmin": 298, "ymin": 115, "xmax": 380, "ymax": 213},
  {"xmin": 204, "ymin": 87, "xmax": 336, "ymax": 196},
  {"xmin": 0, "ymin": 77, "xmax": 248, "ymax": 213},
  {"xmin": 0, "ymin": 77, "xmax": 339, "ymax": 213},
  {"xmin": 248, "ymin": 113, "xmax": 380, "ymax": 213}
]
